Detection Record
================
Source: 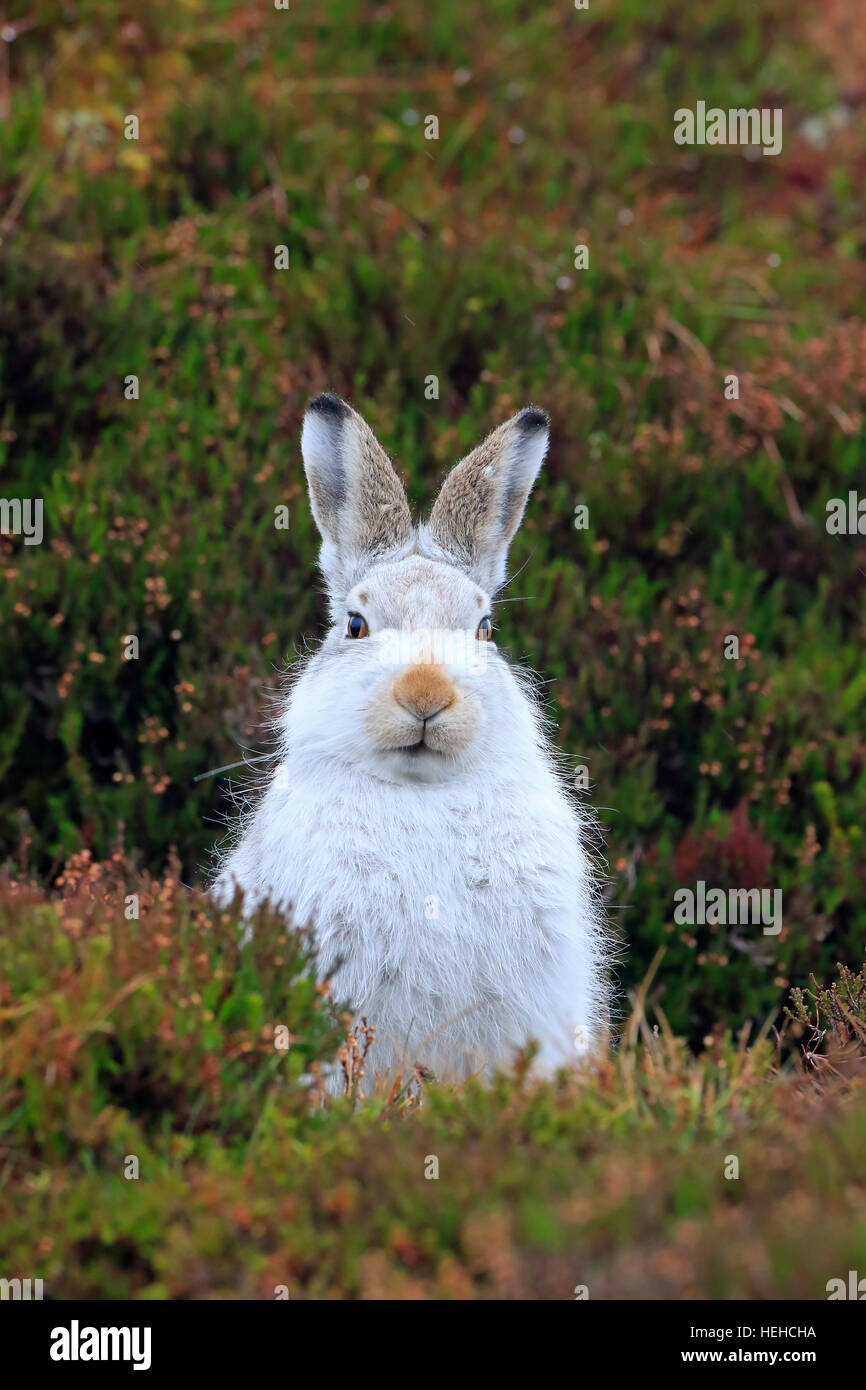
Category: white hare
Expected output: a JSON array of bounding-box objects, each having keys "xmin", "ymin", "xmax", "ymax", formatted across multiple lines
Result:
[{"xmin": 214, "ymin": 394, "xmax": 610, "ymax": 1091}]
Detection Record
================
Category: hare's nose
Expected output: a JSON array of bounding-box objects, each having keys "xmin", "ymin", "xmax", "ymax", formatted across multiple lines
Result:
[{"xmin": 393, "ymin": 664, "xmax": 456, "ymax": 721}]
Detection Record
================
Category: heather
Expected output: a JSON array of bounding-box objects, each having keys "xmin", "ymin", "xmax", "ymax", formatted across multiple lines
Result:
[
  {"xmin": 1, "ymin": 0, "xmax": 865, "ymax": 1298},
  {"xmin": 2, "ymin": 860, "xmax": 865, "ymax": 1299}
]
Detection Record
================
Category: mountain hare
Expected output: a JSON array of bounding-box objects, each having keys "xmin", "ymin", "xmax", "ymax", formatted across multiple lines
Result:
[{"xmin": 214, "ymin": 394, "xmax": 610, "ymax": 1090}]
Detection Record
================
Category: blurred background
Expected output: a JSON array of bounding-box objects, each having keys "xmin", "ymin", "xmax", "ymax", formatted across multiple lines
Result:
[{"xmin": 1, "ymin": 0, "xmax": 864, "ymax": 1049}]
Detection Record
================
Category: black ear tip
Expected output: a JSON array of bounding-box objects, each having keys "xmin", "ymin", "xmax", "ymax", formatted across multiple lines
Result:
[
  {"xmin": 517, "ymin": 405, "xmax": 549, "ymax": 432},
  {"xmin": 307, "ymin": 392, "xmax": 350, "ymax": 419}
]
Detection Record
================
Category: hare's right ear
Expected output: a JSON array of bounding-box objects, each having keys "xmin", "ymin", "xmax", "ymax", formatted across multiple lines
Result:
[
  {"xmin": 424, "ymin": 406, "xmax": 549, "ymax": 593},
  {"xmin": 301, "ymin": 394, "xmax": 413, "ymax": 605}
]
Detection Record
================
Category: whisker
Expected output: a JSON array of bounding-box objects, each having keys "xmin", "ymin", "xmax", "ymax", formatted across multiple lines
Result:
[{"xmin": 194, "ymin": 753, "xmax": 274, "ymax": 783}]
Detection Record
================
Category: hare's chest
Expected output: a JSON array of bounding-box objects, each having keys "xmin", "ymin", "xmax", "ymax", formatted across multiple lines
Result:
[{"xmin": 300, "ymin": 790, "xmax": 549, "ymax": 970}]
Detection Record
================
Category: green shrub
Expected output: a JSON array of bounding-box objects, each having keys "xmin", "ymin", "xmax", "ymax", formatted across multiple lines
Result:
[
  {"xmin": 2, "ymin": 861, "xmax": 866, "ymax": 1298},
  {"xmin": 0, "ymin": 854, "xmax": 346, "ymax": 1175},
  {"xmin": 1, "ymin": 1, "xmax": 864, "ymax": 1047}
]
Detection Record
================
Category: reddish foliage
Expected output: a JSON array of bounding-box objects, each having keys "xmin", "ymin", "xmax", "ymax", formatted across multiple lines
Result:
[{"xmin": 674, "ymin": 802, "xmax": 774, "ymax": 886}]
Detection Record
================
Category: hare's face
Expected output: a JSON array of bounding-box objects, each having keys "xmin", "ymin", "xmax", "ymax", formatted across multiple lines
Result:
[
  {"xmin": 345, "ymin": 555, "xmax": 490, "ymax": 782},
  {"xmin": 291, "ymin": 554, "xmax": 516, "ymax": 785},
  {"xmin": 296, "ymin": 394, "xmax": 550, "ymax": 785}
]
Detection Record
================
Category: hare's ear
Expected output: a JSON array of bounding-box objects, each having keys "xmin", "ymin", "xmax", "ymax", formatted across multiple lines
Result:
[
  {"xmin": 301, "ymin": 394, "xmax": 413, "ymax": 601},
  {"xmin": 424, "ymin": 407, "xmax": 549, "ymax": 593}
]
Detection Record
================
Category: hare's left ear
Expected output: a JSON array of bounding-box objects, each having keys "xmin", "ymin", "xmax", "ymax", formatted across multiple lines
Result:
[
  {"xmin": 423, "ymin": 407, "xmax": 549, "ymax": 593},
  {"xmin": 301, "ymin": 393, "xmax": 413, "ymax": 604}
]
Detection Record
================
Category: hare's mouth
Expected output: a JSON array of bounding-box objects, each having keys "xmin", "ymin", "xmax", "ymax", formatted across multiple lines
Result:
[{"xmin": 397, "ymin": 740, "xmax": 438, "ymax": 756}]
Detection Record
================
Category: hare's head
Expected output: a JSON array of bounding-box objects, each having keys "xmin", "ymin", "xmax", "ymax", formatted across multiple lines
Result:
[{"xmin": 292, "ymin": 394, "xmax": 549, "ymax": 785}]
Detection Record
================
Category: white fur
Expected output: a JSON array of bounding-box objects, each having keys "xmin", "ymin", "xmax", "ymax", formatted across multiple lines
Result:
[{"xmin": 213, "ymin": 405, "xmax": 610, "ymax": 1093}]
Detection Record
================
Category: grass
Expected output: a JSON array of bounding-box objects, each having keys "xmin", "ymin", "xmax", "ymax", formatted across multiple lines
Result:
[
  {"xmin": 0, "ymin": 0, "xmax": 865, "ymax": 1297},
  {"xmin": 2, "ymin": 860, "xmax": 865, "ymax": 1300}
]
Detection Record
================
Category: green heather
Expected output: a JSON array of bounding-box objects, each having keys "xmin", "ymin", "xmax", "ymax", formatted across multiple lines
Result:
[{"xmin": 0, "ymin": 0, "xmax": 864, "ymax": 1298}]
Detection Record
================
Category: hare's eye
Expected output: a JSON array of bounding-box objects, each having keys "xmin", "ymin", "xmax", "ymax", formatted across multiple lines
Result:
[
  {"xmin": 476, "ymin": 616, "xmax": 493, "ymax": 641},
  {"xmin": 346, "ymin": 613, "xmax": 369, "ymax": 639}
]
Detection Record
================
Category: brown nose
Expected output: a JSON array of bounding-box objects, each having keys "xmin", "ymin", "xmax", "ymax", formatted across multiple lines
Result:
[{"xmin": 392, "ymin": 664, "xmax": 456, "ymax": 721}]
